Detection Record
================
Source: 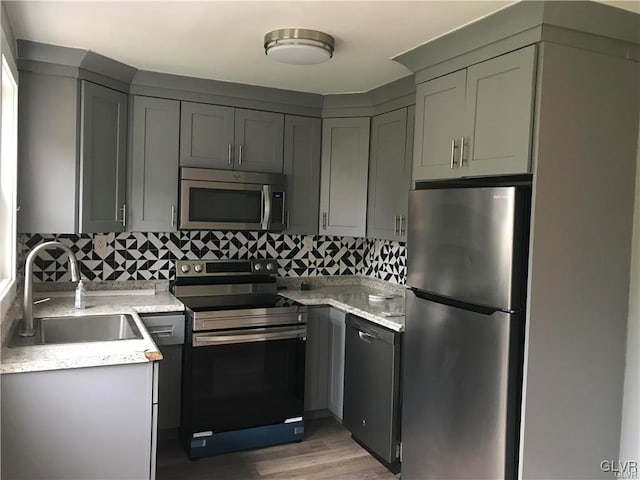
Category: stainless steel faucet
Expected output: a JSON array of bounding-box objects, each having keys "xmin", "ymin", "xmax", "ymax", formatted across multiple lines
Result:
[{"xmin": 21, "ymin": 241, "xmax": 80, "ymax": 337}]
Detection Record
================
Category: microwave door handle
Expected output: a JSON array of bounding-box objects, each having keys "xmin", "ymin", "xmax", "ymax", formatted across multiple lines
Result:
[{"xmin": 262, "ymin": 185, "xmax": 272, "ymax": 230}]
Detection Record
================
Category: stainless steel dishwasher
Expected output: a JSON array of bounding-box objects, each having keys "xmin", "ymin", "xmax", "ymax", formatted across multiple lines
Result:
[{"xmin": 343, "ymin": 314, "xmax": 401, "ymax": 474}]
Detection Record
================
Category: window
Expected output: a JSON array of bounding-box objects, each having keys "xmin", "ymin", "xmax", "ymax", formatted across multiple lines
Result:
[{"xmin": 0, "ymin": 52, "xmax": 18, "ymax": 315}]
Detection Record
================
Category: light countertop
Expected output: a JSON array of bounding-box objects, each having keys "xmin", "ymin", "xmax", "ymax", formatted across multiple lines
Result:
[
  {"xmin": 279, "ymin": 284, "xmax": 405, "ymax": 332},
  {"xmin": 2, "ymin": 277, "xmax": 404, "ymax": 375},
  {"xmin": 1, "ymin": 290, "xmax": 184, "ymax": 375}
]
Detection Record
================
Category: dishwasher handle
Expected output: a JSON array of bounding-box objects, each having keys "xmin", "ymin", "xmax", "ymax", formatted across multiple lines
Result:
[
  {"xmin": 358, "ymin": 330, "xmax": 375, "ymax": 343},
  {"xmin": 347, "ymin": 314, "xmax": 399, "ymax": 346}
]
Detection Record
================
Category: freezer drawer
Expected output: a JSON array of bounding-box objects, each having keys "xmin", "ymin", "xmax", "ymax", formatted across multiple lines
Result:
[
  {"xmin": 402, "ymin": 290, "xmax": 521, "ymax": 480},
  {"xmin": 343, "ymin": 315, "xmax": 401, "ymax": 469}
]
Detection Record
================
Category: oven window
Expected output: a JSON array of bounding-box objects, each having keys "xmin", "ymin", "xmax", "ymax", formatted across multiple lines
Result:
[
  {"xmin": 189, "ymin": 188, "xmax": 262, "ymax": 223},
  {"xmin": 188, "ymin": 337, "xmax": 305, "ymax": 434}
]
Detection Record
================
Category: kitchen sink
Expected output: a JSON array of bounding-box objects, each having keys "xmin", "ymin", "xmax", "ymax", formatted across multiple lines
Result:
[{"xmin": 9, "ymin": 313, "xmax": 144, "ymax": 347}]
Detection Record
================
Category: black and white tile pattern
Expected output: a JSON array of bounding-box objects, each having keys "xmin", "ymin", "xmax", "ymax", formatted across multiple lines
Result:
[
  {"xmin": 362, "ymin": 239, "xmax": 407, "ymax": 285},
  {"xmin": 19, "ymin": 232, "xmax": 406, "ymax": 284}
]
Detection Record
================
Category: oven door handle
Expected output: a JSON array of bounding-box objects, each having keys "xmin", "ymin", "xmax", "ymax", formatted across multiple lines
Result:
[
  {"xmin": 192, "ymin": 326, "xmax": 306, "ymax": 347},
  {"xmin": 261, "ymin": 184, "xmax": 272, "ymax": 231}
]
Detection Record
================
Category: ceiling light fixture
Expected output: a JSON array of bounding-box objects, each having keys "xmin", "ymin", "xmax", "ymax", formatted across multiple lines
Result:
[{"xmin": 264, "ymin": 28, "xmax": 335, "ymax": 65}]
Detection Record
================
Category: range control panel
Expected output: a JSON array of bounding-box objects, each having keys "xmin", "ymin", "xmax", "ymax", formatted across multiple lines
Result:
[{"xmin": 175, "ymin": 259, "xmax": 278, "ymax": 277}]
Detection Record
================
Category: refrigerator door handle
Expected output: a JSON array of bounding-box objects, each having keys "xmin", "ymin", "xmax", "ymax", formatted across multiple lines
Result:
[{"xmin": 410, "ymin": 287, "xmax": 501, "ymax": 316}]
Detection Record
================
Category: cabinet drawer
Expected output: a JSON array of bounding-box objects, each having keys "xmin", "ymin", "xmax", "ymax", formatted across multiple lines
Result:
[{"xmin": 141, "ymin": 313, "xmax": 185, "ymax": 345}]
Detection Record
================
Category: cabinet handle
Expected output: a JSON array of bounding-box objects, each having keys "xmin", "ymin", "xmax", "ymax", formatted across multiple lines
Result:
[
  {"xmin": 400, "ymin": 215, "xmax": 406, "ymax": 236},
  {"xmin": 459, "ymin": 136, "xmax": 465, "ymax": 168},
  {"xmin": 171, "ymin": 205, "xmax": 176, "ymax": 227},
  {"xmin": 322, "ymin": 212, "xmax": 327, "ymax": 230},
  {"xmin": 228, "ymin": 144, "xmax": 232, "ymax": 165},
  {"xmin": 286, "ymin": 211, "xmax": 290, "ymax": 229},
  {"xmin": 239, "ymin": 144, "xmax": 243, "ymax": 165},
  {"xmin": 120, "ymin": 203, "xmax": 126, "ymax": 228},
  {"xmin": 394, "ymin": 215, "xmax": 399, "ymax": 236},
  {"xmin": 450, "ymin": 139, "xmax": 456, "ymax": 169},
  {"xmin": 148, "ymin": 326, "xmax": 174, "ymax": 337}
]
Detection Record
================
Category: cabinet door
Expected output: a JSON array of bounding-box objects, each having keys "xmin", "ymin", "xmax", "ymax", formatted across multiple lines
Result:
[
  {"xmin": 79, "ymin": 81, "xmax": 128, "ymax": 233},
  {"xmin": 235, "ymin": 109, "xmax": 284, "ymax": 173},
  {"xmin": 319, "ymin": 117, "xmax": 370, "ymax": 237},
  {"xmin": 180, "ymin": 102, "xmax": 234, "ymax": 169},
  {"xmin": 327, "ymin": 308, "xmax": 346, "ymax": 421},
  {"xmin": 1, "ymin": 363, "xmax": 153, "ymax": 480},
  {"xmin": 128, "ymin": 96, "xmax": 180, "ymax": 232},
  {"xmin": 463, "ymin": 45, "xmax": 536, "ymax": 176},
  {"xmin": 283, "ymin": 115, "xmax": 321, "ymax": 235},
  {"xmin": 401, "ymin": 105, "xmax": 415, "ymax": 240},
  {"xmin": 157, "ymin": 344, "xmax": 182, "ymax": 430},
  {"xmin": 304, "ymin": 306, "xmax": 330, "ymax": 412},
  {"xmin": 413, "ymin": 70, "xmax": 466, "ymax": 182},
  {"xmin": 367, "ymin": 108, "xmax": 410, "ymax": 241},
  {"xmin": 17, "ymin": 72, "xmax": 79, "ymax": 233}
]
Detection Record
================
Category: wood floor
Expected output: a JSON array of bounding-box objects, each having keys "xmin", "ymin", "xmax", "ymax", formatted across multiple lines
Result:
[{"xmin": 156, "ymin": 418, "xmax": 397, "ymax": 480}]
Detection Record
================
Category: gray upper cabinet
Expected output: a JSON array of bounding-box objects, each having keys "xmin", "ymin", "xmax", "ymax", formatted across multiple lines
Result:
[
  {"xmin": 319, "ymin": 117, "xmax": 370, "ymax": 238},
  {"xmin": 128, "ymin": 96, "xmax": 180, "ymax": 232},
  {"xmin": 413, "ymin": 70, "xmax": 466, "ymax": 182},
  {"xmin": 462, "ymin": 46, "xmax": 536, "ymax": 177},
  {"xmin": 367, "ymin": 106, "xmax": 414, "ymax": 242},
  {"xmin": 235, "ymin": 109, "xmax": 284, "ymax": 174},
  {"xmin": 180, "ymin": 102, "xmax": 284, "ymax": 173},
  {"xmin": 79, "ymin": 81, "xmax": 128, "ymax": 233},
  {"xmin": 180, "ymin": 102, "xmax": 234, "ymax": 169},
  {"xmin": 413, "ymin": 45, "xmax": 536, "ymax": 182},
  {"xmin": 17, "ymin": 72, "xmax": 79, "ymax": 233},
  {"xmin": 283, "ymin": 115, "xmax": 321, "ymax": 235},
  {"xmin": 17, "ymin": 73, "xmax": 128, "ymax": 234}
]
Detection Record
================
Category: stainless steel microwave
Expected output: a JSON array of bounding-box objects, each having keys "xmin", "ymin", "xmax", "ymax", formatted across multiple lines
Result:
[{"xmin": 179, "ymin": 168, "xmax": 286, "ymax": 231}]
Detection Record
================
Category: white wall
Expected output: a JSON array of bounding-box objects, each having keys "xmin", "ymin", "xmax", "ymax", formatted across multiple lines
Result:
[{"xmin": 619, "ymin": 124, "xmax": 640, "ymax": 465}]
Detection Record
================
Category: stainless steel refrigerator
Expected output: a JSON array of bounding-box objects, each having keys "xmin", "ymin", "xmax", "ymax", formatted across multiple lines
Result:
[{"xmin": 402, "ymin": 185, "xmax": 530, "ymax": 480}]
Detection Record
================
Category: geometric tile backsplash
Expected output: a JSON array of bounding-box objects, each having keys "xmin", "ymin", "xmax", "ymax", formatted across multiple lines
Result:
[{"xmin": 19, "ymin": 231, "xmax": 407, "ymax": 285}]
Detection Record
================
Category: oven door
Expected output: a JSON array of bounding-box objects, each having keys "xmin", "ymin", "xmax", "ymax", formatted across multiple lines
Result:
[
  {"xmin": 180, "ymin": 180, "xmax": 275, "ymax": 230},
  {"xmin": 184, "ymin": 325, "xmax": 306, "ymax": 436}
]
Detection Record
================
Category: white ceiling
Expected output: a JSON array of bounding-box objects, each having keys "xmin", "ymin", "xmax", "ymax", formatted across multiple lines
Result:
[{"xmin": 5, "ymin": 1, "xmax": 640, "ymax": 95}]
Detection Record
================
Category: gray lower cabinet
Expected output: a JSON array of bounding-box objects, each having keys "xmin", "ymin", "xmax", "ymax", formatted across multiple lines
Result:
[
  {"xmin": 319, "ymin": 117, "xmax": 370, "ymax": 237},
  {"xmin": 283, "ymin": 115, "xmax": 321, "ymax": 235},
  {"xmin": 343, "ymin": 315, "xmax": 401, "ymax": 469},
  {"xmin": 413, "ymin": 45, "xmax": 536, "ymax": 181},
  {"xmin": 304, "ymin": 306, "xmax": 330, "ymax": 412},
  {"xmin": 140, "ymin": 313, "xmax": 185, "ymax": 431},
  {"xmin": 327, "ymin": 307, "xmax": 346, "ymax": 421},
  {"xmin": 367, "ymin": 106, "xmax": 414, "ymax": 242},
  {"xmin": 128, "ymin": 96, "xmax": 180, "ymax": 232},
  {"xmin": 1, "ymin": 362, "xmax": 157, "ymax": 480},
  {"xmin": 17, "ymin": 73, "xmax": 128, "ymax": 233},
  {"xmin": 180, "ymin": 102, "xmax": 284, "ymax": 173}
]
